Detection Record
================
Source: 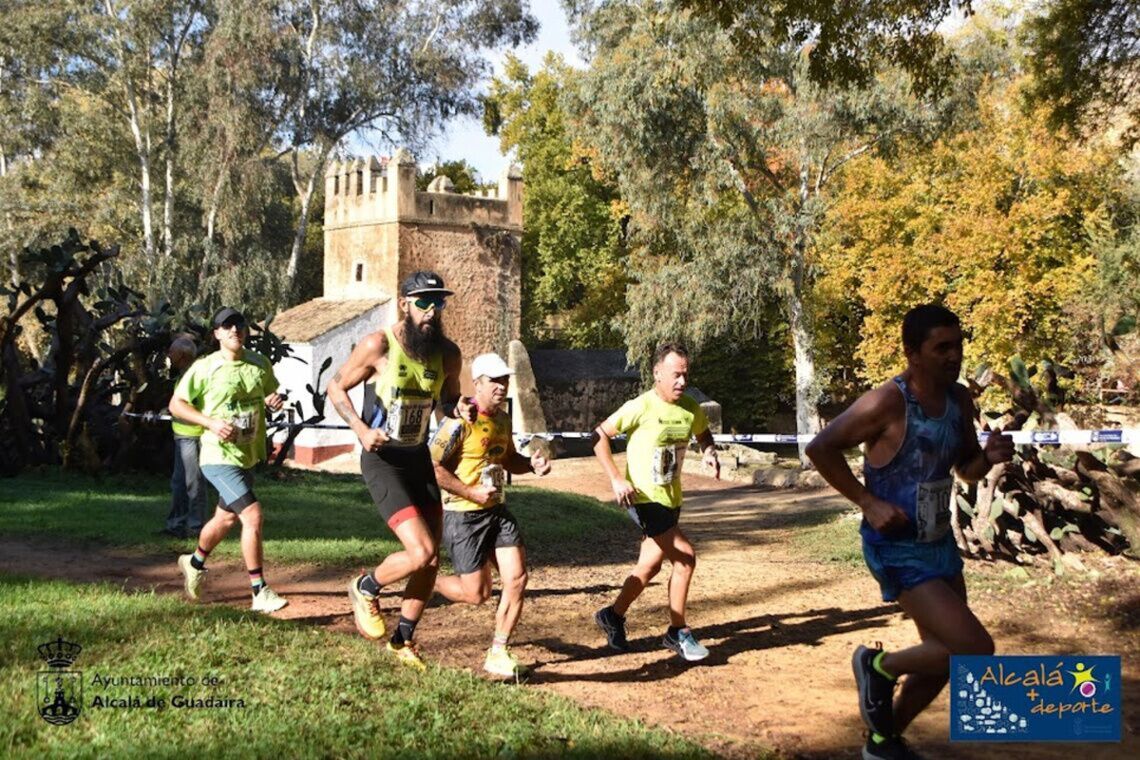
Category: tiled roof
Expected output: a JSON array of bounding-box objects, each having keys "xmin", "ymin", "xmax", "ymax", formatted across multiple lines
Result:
[{"xmin": 268, "ymin": 298, "xmax": 387, "ymax": 343}]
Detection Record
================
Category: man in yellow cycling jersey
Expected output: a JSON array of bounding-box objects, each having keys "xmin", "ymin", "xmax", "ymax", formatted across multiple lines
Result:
[
  {"xmin": 327, "ymin": 271, "xmax": 474, "ymax": 669},
  {"xmin": 429, "ymin": 353, "xmax": 551, "ymax": 679}
]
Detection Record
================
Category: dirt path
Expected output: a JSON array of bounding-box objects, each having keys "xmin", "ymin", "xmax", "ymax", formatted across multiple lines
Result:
[{"xmin": 3, "ymin": 459, "xmax": 1138, "ymax": 759}]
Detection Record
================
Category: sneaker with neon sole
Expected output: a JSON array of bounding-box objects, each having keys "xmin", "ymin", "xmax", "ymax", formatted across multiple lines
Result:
[
  {"xmin": 386, "ymin": 640, "xmax": 426, "ymax": 671},
  {"xmin": 348, "ymin": 574, "xmax": 386, "ymax": 639}
]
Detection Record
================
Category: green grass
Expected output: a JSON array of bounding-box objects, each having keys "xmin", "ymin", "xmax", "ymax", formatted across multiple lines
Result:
[
  {"xmin": 0, "ymin": 574, "xmax": 712, "ymax": 759},
  {"xmin": 0, "ymin": 468, "xmax": 629, "ymax": 569},
  {"xmin": 788, "ymin": 510, "xmax": 864, "ymax": 565}
]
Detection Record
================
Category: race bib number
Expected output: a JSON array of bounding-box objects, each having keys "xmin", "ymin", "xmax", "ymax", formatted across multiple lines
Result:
[
  {"xmin": 915, "ymin": 478, "xmax": 953, "ymax": 543},
  {"xmin": 651, "ymin": 445, "xmax": 678, "ymax": 486},
  {"xmin": 231, "ymin": 409, "xmax": 256, "ymax": 445},
  {"xmin": 481, "ymin": 464, "xmax": 506, "ymax": 505},
  {"xmin": 384, "ymin": 399, "xmax": 432, "ymax": 445}
]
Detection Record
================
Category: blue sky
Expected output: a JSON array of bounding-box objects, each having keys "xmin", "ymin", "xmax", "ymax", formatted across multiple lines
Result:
[{"xmin": 424, "ymin": 0, "xmax": 581, "ymax": 183}]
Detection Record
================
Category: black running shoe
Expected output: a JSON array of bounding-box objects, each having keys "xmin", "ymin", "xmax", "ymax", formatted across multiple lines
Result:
[
  {"xmin": 853, "ymin": 644, "xmax": 896, "ymax": 737},
  {"xmin": 594, "ymin": 606, "xmax": 630, "ymax": 652},
  {"xmin": 862, "ymin": 734, "xmax": 926, "ymax": 760}
]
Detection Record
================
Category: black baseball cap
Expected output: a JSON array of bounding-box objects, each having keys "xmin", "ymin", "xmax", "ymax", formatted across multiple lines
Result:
[
  {"xmin": 399, "ymin": 270, "xmax": 454, "ymax": 297},
  {"xmin": 212, "ymin": 307, "xmax": 246, "ymax": 328}
]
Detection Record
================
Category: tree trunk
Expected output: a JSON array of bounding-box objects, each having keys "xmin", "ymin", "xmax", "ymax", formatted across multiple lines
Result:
[
  {"xmin": 163, "ymin": 72, "xmax": 176, "ymax": 258},
  {"xmin": 788, "ymin": 291, "xmax": 819, "ymax": 463},
  {"xmin": 107, "ymin": 0, "xmax": 156, "ymax": 264},
  {"xmin": 286, "ymin": 146, "xmax": 330, "ymax": 290}
]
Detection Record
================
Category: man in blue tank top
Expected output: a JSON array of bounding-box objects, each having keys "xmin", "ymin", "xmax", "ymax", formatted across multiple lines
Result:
[{"xmin": 806, "ymin": 305, "xmax": 1014, "ymax": 760}]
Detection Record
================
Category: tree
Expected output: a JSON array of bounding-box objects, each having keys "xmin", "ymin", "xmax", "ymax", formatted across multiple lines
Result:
[
  {"xmin": 417, "ymin": 159, "xmax": 482, "ymax": 193},
  {"xmin": 1023, "ymin": 0, "xmax": 1140, "ymax": 145},
  {"xmin": 813, "ymin": 73, "xmax": 1127, "ymax": 390},
  {"xmin": 272, "ymin": 0, "xmax": 538, "ymax": 292},
  {"xmin": 672, "ymin": 0, "xmax": 974, "ymax": 94},
  {"xmin": 484, "ymin": 53, "xmax": 627, "ymax": 347},
  {"xmin": 569, "ymin": 1, "xmax": 932, "ymax": 459}
]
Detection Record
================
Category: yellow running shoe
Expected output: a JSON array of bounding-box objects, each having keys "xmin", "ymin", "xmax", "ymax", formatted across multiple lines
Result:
[
  {"xmin": 347, "ymin": 574, "xmax": 386, "ymax": 639},
  {"xmin": 385, "ymin": 641, "xmax": 426, "ymax": 671},
  {"xmin": 483, "ymin": 646, "xmax": 529, "ymax": 679}
]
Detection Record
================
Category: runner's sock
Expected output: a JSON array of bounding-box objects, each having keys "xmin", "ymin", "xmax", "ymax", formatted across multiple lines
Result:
[
  {"xmin": 249, "ymin": 568, "xmax": 265, "ymax": 595},
  {"xmin": 190, "ymin": 546, "xmax": 210, "ymax": 570},
  {"xmin": 390, "ymin": 616, "xmax": 418, "ymax": 647},
  {"xmin": 872, "ymin": 650, "xmax": 897, "ymax": 680},
  {"xmin": 358, "ymin": 572, "xmax": 381, "ymax": 596},
  {"xmin": 491, "ymin": 631, "xmax": 510, "ymax": 652}
]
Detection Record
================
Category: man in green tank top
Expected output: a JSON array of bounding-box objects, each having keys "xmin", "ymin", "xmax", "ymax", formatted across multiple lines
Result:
[{"xmin": 327, "ymin": 271, "xmax": 475, "ymax": 669}]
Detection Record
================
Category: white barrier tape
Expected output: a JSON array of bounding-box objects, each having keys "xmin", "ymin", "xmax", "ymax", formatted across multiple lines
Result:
[
  {"xmin": 520, "ymin": 429, "xmax": 1140, "ymax": 446},
  {"xmin": 122, "ymin": 414, "xmax": 1137, "ymax": 447}
]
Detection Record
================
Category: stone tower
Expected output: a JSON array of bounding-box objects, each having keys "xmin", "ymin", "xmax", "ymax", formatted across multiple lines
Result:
[{"xmin": 322, "ymin": 149, "xmax": 523, "ymax": 365}]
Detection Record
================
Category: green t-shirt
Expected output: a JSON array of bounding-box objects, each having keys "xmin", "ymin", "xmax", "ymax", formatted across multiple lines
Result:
[
  {"xmin": 174, "ymin": 349, "xmax": 278, "ymax": 468},
  {"xmin": 605, "ymin": 390, "xmax": 709, "ymax": 508},
  {"xmin": 169, "ymin": 369, "xmax": 203, "ymax": 438}
]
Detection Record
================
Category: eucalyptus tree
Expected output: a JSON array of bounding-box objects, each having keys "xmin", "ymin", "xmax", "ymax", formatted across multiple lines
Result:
[
  {"xmin": 271, "ymin": 0, "xmax": 538, "ymax": 290},
  {"xmin": 569, "ymin": 1, "xmax": 934, "ymax": 459},
  {"xmin": 484, "ymin": 53, "xmax": 627, "ymax": 348},
  {"xmin": 1022, "ymin": 0, "xmax": 1140, "ymax": 145}
]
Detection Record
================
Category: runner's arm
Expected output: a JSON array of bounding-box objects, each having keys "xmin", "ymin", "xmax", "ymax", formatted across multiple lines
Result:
[
  {"xmin": 327, "ymin": 332, "xmax": 388, "ymax": 448},
  {"xmin": 439, "ymin": 343, "xmax": 475, "ymax": 422},
  {"xmin": 695, "ymin": 429, "xmax": 720, "ymax": 479},
  {"xmin": 432, "ymin": 461, "xmax": 495, "ymax": 505},
  {"xmin": 168, "ymin": 394, "xmax": 234, "ymax": 442},
  {"xmin": 429, "ymin": 426, "xmax": 496, "ymax": 504},
  {"xmin": 804, "ymin": 386, "xmax": 905, "ymax": 527},
  {"xmin": 505, "ymin": 436, "xmax": 550, "ymax": 476},
  {"xmin": 594, "ymin": 419, "xmax": 636, "ymax": 505}
]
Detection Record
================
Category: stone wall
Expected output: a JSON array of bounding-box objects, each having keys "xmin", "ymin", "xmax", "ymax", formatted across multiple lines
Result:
[
  {"xmin": 396, "ymin": 222, "xmax": 520, "ymax": 391},
  {"xmin": 322, "ymin": 151, "xmax": 522, "ymax": 391}
]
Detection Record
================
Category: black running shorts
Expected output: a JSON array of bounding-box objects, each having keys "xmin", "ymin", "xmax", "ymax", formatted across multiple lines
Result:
[
  {"xmin": 627, "ymin": 501, "xmax": 680, "ymax": 538},
  {"xmin": 360, "ymin": 445, "xmax": 442, "ymax": 533},
  {"xmin": 442, "ymin": 505, "xmax": 524, "ymax": 575}
]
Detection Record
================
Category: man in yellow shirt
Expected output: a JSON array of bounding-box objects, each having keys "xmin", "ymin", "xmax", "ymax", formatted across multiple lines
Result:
[
  {"xmin": 592, "ymin": 342, "xmax": 719, "ymax": 661},
  {"xmin": 429, "ymin": 353, "xmax": 550, "ymax": 678}
]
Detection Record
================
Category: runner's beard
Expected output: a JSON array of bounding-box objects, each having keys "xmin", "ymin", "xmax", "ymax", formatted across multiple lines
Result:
[{"xmin": 403, "ymin": 313, "xmax": 444, "ymax": 362}]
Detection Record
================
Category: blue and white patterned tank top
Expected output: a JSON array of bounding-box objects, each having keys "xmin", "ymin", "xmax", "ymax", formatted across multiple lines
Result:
[{"xmin": 861, "ymin": 376, "xmax": 962, "ymax": 545}]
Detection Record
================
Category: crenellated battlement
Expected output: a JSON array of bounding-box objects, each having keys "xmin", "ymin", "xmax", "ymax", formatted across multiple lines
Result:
[{"xmin": 324, "ymin": 148, "xmax": 522, "ymax": 230}]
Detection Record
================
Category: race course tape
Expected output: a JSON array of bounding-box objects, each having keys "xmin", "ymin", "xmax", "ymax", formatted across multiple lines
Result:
[
  {"xmin": 122, "ymin": 413, "xmax": 1136, "ymax": 446},
  {"xmin": 522, "ymin": 430, "xmax": 1136, "ymax": 446}
]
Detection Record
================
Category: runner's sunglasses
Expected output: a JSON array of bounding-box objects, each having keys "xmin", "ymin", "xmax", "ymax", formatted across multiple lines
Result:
[{"xmin": 410, "ymin": 295, "xmax": 447, "ymax": 311}]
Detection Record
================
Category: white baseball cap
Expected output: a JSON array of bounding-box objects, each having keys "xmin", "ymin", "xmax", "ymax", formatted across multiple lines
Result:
[{"xmin": 471, "ymin": 353, "xmax": 514, "ymax": 380}]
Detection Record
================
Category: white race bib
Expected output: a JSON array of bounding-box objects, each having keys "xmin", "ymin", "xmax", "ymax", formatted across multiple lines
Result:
[
  {"xmin": 481, "ymin": 464, "xmax": 506, "ymax": 505},
  {"xmin": 384, "ymin": 399, "xmax": 432, "ymax": 445},
  {"xmin": 231, "ymin": 409, "xmax": 256, "ymax": 445},
  {"xmin": 915, "ymin": 478, "xmax": 953, "ymax": 543},
  {"xmin": 651, "ymin": 445, "xmax": 679, "ymax": 486}
]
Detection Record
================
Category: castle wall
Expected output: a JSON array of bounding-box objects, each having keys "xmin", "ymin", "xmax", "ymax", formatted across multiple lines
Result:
[
  {"xmin": 396, "ymin": 221, "xmax": 521, "ymax": 387},
  {"xmin": 322, "ymin": 152, "xmax": 523, "ymax": 387}
]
